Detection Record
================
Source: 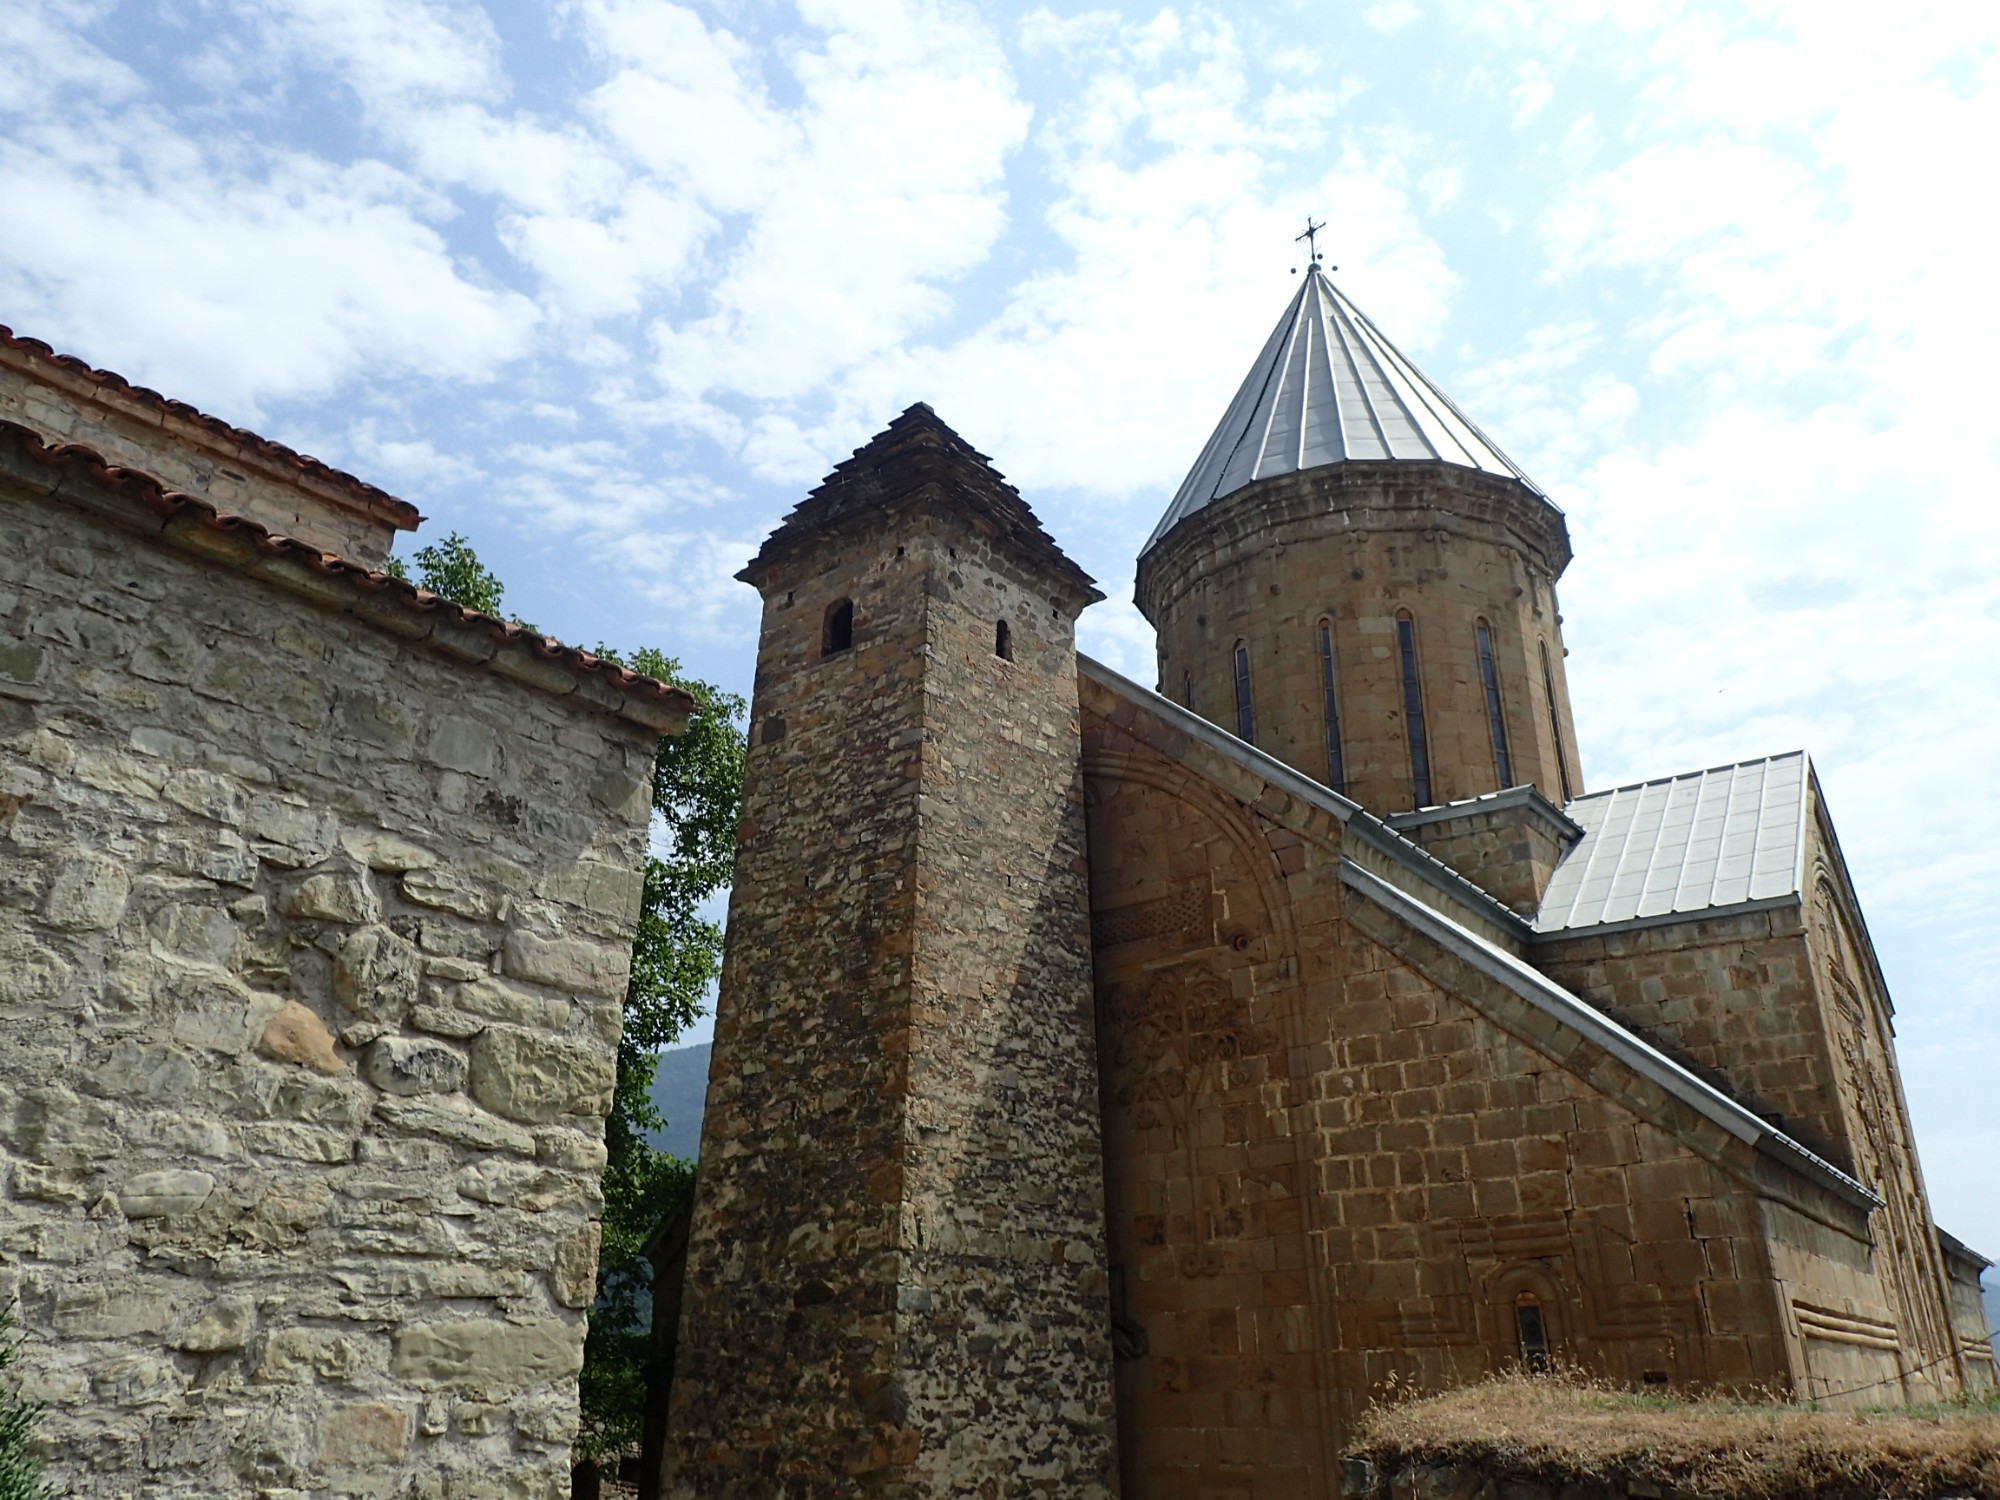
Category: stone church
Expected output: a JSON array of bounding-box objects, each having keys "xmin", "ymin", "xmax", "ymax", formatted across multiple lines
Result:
[{"xmin": 661, "ymin": 264, "xmax": 1997, "ymax": 1497}]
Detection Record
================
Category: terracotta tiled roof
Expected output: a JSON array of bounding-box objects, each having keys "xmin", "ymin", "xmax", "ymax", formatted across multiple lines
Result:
[
  {"xmin": 0, "ymin": 324, "xmax": 420, "ymax": 532},
  {"xmin": 0, "ymin": 418, "xmax": 692, "ymax": 733}
]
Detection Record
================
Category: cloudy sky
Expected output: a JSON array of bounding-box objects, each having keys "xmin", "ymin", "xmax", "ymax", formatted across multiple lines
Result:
[{"xmin": 4, "ymin": 0, "xmax": 1996, "ymax": 1254}]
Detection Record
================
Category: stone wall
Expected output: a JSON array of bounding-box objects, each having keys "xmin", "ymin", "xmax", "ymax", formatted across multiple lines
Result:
[
  {"xmin": 1, "ymin": 332, "xmax": 416, "ymax": 566},
  {"xmin": 663, "ymin": 410, "xmax": 1117, "ymax": 1497},
  {"xmin": 0, "ymin": 453, "xmax": 668, "ymax": 1496},
  {"xmin": 1137, "ymin": 464, "xmax": 1583, "ymax": 816}
]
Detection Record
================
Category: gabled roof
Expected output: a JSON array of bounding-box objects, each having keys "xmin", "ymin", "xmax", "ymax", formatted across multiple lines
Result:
[
  {"xmin": 1143, "ymin": 265, "xmax": 1541, "ymax": 555},
  {"xmin": 1536, "ymin": 752, "xmax": 1809, "ymax": 936},
  {"xmin": 741, "ymin": 403, "xmax": 1100, "ymax": 604}
]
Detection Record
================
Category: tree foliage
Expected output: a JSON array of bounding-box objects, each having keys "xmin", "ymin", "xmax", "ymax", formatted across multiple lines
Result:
[
  {"xmin": 0, "ymin": 1309, "xmax": 54, "ymax": 1500},
  {"xmin": 390, "ymin": 539, "xmax": 744, "ymax": 1460}
]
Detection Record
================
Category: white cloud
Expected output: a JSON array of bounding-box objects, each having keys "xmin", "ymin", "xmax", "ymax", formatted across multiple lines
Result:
[{"xmin": 0, "ymin": 108, "xmax": 537, "ymax": 417}]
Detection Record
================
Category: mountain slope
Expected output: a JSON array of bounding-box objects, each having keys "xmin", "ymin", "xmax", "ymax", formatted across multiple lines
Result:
[{"xmin": 644, "ymin": 1042, "xmax": 712, "ymax": 1161}]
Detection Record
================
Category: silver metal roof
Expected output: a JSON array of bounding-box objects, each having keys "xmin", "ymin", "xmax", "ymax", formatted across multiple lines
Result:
[
  {"xmin": 1535, "ymin": 752, "xmax": 1810, "ymax": 935},
  {"xmin": 1144, "ymin": 265, "xmax": 1541, "ymax": 554}
]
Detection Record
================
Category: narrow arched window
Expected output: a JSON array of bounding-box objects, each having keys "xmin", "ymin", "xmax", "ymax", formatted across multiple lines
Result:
[
  {"xmin": 1514, "ymin": 1293, "xmax": 1550, "ymax": 1373},
  {"xmin": 822, "ymin": 598, "xmax": 853, "ymax": 657},
  {"xmin": 1541, "ymin": 641, "xmax": 1573, "ymax": 801},
  {"xmin": 1476, "ymin": 621, "xmax": 1513, "ymax": 788},
  {"xmin": 1396, "ymin": 613, "xmax": 1432, "ymax": 807},
  {"xmin": 1317, "ymin": 618, "xmax": 1346, "ymax": 795},
  {"xmin": 995, "ymin": 620, "xmax": 1013, "ymax": 660},
  {"xmin": 1181, "ymin": 671, "xmax": 1194, "ymax": 709},
  {"xmin": 1231, "ymin": 641, "xmax": 1254, "ymax": 743}
]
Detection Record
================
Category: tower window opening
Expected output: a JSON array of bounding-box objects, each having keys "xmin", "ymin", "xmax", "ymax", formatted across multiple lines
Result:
[
  {"xmin": 1182, "ymin": 672, "xmax": 1194, "ymax": 709},
  {"xmin": 1514, "ymin": 1293, "xmax": 1550, "ymax": 1373},
  {"xmin": 1232, "ymin": 641, "xmax": 1255, "ymax": 744},
  {"xmin": 1476, "ymin": 621, "xmax": 1513, "ymax": 788},
  {"xmin": 1317, "ymin": 619, "xmax": 1346, "ymax": 795},
  {"xmin": 1541, "ymin": 641, "xmax": 1573, "ymax": 801},
  {"xmin": 822, "ymin": 599, "xmax": 854, "ymax": 657},
  {"xmin": 995, "ymin": 620, "xmax": 1013, "ymax": 661},
  {"xmin": 1396, "ymin": 614, "xmax": 1433, "ymax": 807}
]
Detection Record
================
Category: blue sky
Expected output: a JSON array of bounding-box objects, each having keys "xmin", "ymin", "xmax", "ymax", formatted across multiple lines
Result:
[{"xmin": 4, "ymin": 0, "xmax": 1996, "ymax": 1253}]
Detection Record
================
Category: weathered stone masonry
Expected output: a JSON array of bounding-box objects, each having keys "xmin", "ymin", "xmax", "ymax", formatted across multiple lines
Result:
[
  {"xmin": 0, "ymin": 418, "xmax": 686, "ymax": 1498},
  {"xmin": 664, "ymin": 408, "xmax": 1119, "ymax": 1498}
]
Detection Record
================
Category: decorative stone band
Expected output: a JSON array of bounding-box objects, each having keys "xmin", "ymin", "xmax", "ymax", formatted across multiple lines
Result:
[
  {"xmin": 1336, "ymin": 855, "xmax": 1881, "ymax": 1212},
  {"xmin": 0, "ymin": 418, "xmax": 692, "ymax": 734}
]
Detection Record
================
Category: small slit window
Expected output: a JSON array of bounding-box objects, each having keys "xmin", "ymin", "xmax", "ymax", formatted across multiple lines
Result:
[
  {"xmin": 1541, "ymin": 641, "xmax": 1573, "ymax": 801},
  {"xmin": 995, "ymin": 620, "xmax": 1013, "ymax": 661},
  {"xmin": 1514, "ymin": 1293, "xmax": 1550, "ymax": 1373},
  {"xmin": 1317, "ymin": 618, "xmax": 1346, "ymax": 795},
  {"xmin": 822, "ymin": 598, "xmax": 853, "ymax": 657},
  {"xmin": 1476, "ymin": 621, "xmax": 1513, "ymax": 788},
  {"xmin": 1182, "ymin": 671, "xmax": 1194, "ymax": 709},
  {"xmin": 1231, "ymin": 641, "xmax": 1255, "ymax": 744},
  {"xmin": 1396, "ymin": 614, "xmax": 1432, "ymax": 807}
]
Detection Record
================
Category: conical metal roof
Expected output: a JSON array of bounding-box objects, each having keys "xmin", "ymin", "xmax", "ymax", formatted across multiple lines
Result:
[{"xmin": 1144, "ymin": 266, "xmax": 1541, "ymax": 555}]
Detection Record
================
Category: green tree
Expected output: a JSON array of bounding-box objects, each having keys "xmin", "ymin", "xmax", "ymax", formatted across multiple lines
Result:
[
  {"xmin": 0, "ymin": 1308, "xmax": 55, "ymax": 1500},
  {"xmin": 383, "ymin": 532, "xmax": 512, "ymax": 621},
  {"xmin": 391, "ymin": 538, "xmax": 744, "ymax": 1459}
]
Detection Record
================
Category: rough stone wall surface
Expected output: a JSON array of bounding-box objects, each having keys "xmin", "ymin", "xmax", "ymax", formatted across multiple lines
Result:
[
  {"xmin": 0, "ymin": 481, "xmax": 657, "ymax": 1497},
  {"xmin": 664, "ymin": 474, "xmax": 1115, "ymax": 1496},
  {"xmin": 1940, "ymin": 1250, "xmax": 1999, "ymax": 1393},
  {"xmin": 0, "ymin": 355, "xmax": 409, "ymax": 565},
  {"xmin": 1138, "ymin": 466, "xmax": 1582, "ymax": 816},
  {"xmin": 1531, "ymin": 911, "xmax": 1845, "ymax": 1163},
  {"xmin": 1535, "ymin": 798, "xmax": 1965, "ymax": 1400},
  {"xmin": 1078, "ymin": 674, "xmax": 1926, "ymax": 1497},
  {"xmin": 1796, "ymin": 798, "xmax": 1962, "ymax": 1399}
]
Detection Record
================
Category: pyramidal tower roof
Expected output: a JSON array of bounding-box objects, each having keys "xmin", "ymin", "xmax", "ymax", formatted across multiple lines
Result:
[{"xmin": 1144, "ymin": 265, "xmax": 1541, "ymax": 555}]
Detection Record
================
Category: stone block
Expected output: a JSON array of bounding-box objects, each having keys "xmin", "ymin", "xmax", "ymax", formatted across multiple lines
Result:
[
  {"xmin": 373, "ymin": 1094, "xmax": 536, "ymax": 1157},
  {"xmin": 502, "ymin": 931, "xmax": 630, "ymax": 1000},
  {"xmin": 551, "ymin": 1222, "xmax": 600, "ymax": 1309},
  {"xmin": 42, "ymin": 848, "xmax": 130, "ymax": 929},
  {"xmin": 365, "ymin": 1035, "xmax": 468, "ymax": 1096},
  {"xmin": 468, "ymin": 1026, "xmax": 615, "ymax": 1124},
  {"xmin": 121, "ymin": 1168, "xmax": 216, "ymax": 1218},
  {"xmin": 334, "ymin": 925, "xmax": 419, "ymax": 1025},
  {"xmin": 319, "ymin": 1402, "xmax": 410, "ymax": 1465},
  {"xmin": 426, "ymin": 717, "xmax": 498, "ymax": 776},
  {"xmin": 340, "ymin": 825, "xmax": 439, "ymax": 871},
  {"xmin": 388, "ymin": 1319, "xmax": 583, "ymax": 1389},
  {"xmin": 285, "ymin": 867, "xmax": 379, "ymax": 924},
  {"xmin": 260, "ymin": 1000, "xmax": 345, "ymax": 1074},
  {"xmin": 179, "ymin": 1295, "xmax": 256, "ymax": 1353}
]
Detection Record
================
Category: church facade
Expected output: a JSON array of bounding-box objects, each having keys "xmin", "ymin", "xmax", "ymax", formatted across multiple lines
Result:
[{"xmin": 663, "ymin": 266, "xmax": 1996, "ymax": 1497}]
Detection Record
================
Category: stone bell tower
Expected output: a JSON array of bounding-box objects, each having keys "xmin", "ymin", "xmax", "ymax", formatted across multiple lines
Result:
[
  {"xmin": 1137, "ymin": 263, "xmax": 1585, "ymax": 818},
  {"xmin": 661, "ymin": 406, "xmax": 1118, "ymax": 1498}
]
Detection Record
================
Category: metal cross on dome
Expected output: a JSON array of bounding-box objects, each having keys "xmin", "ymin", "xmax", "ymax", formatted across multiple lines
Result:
[{"xmin": 1293, "ymin": 216, "xmax": 1333, "ymax": 274}]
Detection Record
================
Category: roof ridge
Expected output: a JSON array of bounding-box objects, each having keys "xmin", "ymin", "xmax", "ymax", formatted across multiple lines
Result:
[
  {"xmin": 0, "ymin": 419, "xmax": 690, "ymax": 731},
  {"xmin": 0, "ymin": 323, "xmax": 420, "ymax": 530},
  {"xmin": 1562, "ymin": 747, "xmax": 1809, "ymax": 806}
]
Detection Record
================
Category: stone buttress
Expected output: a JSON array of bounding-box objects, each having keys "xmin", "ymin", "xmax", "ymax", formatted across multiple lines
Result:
[{"xmin": 661, "ymin": 406, "xmax": 1119, "ymax": 1497}]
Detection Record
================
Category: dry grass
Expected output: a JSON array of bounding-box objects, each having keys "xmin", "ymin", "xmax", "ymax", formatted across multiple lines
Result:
[{"xmin": 1346, "ymin": 1371, "xmax": 2000, "ymax": 1499}]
